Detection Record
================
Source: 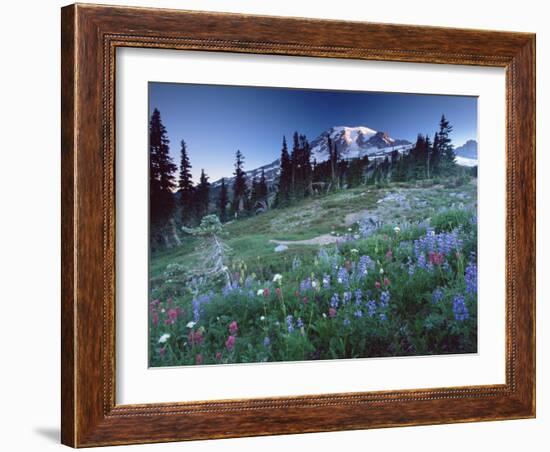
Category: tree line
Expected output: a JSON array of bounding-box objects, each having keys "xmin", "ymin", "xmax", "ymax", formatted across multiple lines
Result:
[{"xmin": 150, "ymin": 107, "xmax": 467, "ymax": 248}]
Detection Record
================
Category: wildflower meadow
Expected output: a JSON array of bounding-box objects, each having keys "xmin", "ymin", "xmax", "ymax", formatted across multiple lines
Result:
[{"xmin": 149, "ymin": 202, "xmax": 478, "ymax": 367}]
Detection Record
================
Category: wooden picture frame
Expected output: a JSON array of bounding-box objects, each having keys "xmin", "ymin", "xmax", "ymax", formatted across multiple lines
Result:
[{"xmin": 61, "ymin": 3, "xmax": 535, "ymax": 447}]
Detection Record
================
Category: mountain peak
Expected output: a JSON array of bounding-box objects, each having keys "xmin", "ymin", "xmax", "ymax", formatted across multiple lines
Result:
[{"xmin": 310, "ymin": 125, "xmax": 411, "ymax": 162}]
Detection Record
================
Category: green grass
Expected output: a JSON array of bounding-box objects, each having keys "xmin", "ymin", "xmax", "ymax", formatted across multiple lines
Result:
[{"xmin": 150, "ymin": 178, "xmax": 477, "ymax": 283}]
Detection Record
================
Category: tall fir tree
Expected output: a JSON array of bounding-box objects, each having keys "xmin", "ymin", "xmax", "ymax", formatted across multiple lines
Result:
[
  {"xmin": 218, "ymin": 178, "xmax": 228, "ymax": 222},
  {"xmin": 249, "ymin": 176, "xmax": 259, "ymax": 210},
  {"xmin": 195, "ymin": 169, "xmax": 210, "ymax": 220},
  {"xmin": 290, "ymin": 131, "xmax": 300, "ymax": 196},
  {"xmin": 178, "ymin": 139, "xmax": 194, "ymax": 223},
  {"xmin": 149, "ymin": 108, "xmax": 177, "ymax": 225},
  {"xmin": 431, "ymin": 131, "xmax": 442, "ymax": 176},
  {"xmin": 438, "ymin": 114, "xmax": 457, "ymax": 175},
  {"xmin": 275, "ymin": 136, "xmax": 292, "ymax": 206},
  {"xmin": 232, "ymin": 150, "xmax": 248, "ymax": 214},
  {"xmin": 328, "ymin": 135, "xmax": 340, "ymax": 189},
  {"xmin": 258, "ymin": 169, "xmax": 268, "ymax": 201}
]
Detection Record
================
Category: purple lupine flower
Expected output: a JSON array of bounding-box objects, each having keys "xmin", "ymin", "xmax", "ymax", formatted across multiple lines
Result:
[
  {"xmin": 379, "ymin": 313, "xmax": 387, "ymax": 321},
  {"xmin": 354, "ymin": 309, "xmax": 363, "ymax": 318},
  {"xmin": 358, "ymin": 255, "xmax": 375, "ymax": 278},
  {"xmin": 330, "ymin": 293, "xmax": 339, "ymax": 309},
  {"xmin": 322, "ymin": 274, "xmax": 331, "ymax": 289},
  {"xmin": 299, "ymin": 277, "xmax": 312, "ymax": 293},
  {"xmin": 192, "ymin": 298, "xmax": 200, "ymax": 322},
  {"xmin": 286, "ymin": 315, "xmax": 294, "ymax": 333},
  {"xmin": 465, "ymin": 261, "xmax": 477, "ymax": 295},
  {"xmin": 343, "ymin": 318, "xmax": 351, "ymax": 327},
  {"xmin": 452, "ymin": 295, "xmax": 469, "ymax": 321},
  {"xmin": 379, "ymin": 291, "xmax": 390, "ymax": 308},
  {"xmin": 296, "ymin": 317, "xmax": 304, "ymax": 329},
  {"xmin": 366, "ymin": 300, "xmax": 377, "ymax": 317},
  {"xmin": 263, "ymin": 336, "xmax": 271, "ymax": 347},
  {"xmin": 354, "ymin": 289, "xmax": 362, "ymax": 305},
  {"xmin": 336, "ymin": 267, "xmax": 349, "ymax": 286},
  {"xmin": 432, "ymin": 287, "xmax": 444, "ymax": 304},
  {"xmin": 342, "ymin": 291, "xmax": 352, "ymax": 305}
]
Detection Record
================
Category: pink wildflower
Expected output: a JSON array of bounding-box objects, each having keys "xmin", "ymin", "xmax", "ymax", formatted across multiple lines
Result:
[
  {"xmin": 228, "ymin": 320, "xmax": 239, "ymax": 335},
  {"xmin": 152, "ymin": 312, "xmax": 159, "ymax": 327},
  {"xmin": 384, "ymin": 277, "xmax": 390, "ymax": 287},
  {"xmin": 195, "ymin": 354, "xmax": 203, "ymax": 365},
  {"xmin": 328, "ymin": 307, "xmax": 337, "ymax": 318},
  {"xmin": 215, "ymin": 351, "xmax": 222, "ymax": 361},
  {"xmin": 263, "ymin": 288, "xmax": 270, "ymax": 297},
  {"xmin": 167, "ymin": 308, "xmax": 178, "ymax": 324},
  {"xmin": 188, "ymin": 329, "xmax": 204, "ymax": 346},
  {"xmin": 375, "ymin": 281, "xmax": 381, "ymax": 289},
  {"xmin": 225, "ymin": 335, "xmax": 236, "ymax": 351}
]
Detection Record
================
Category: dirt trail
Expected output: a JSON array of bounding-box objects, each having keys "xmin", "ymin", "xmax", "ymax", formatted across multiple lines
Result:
[{"xmin": 269, "ymin": 234, "xmax": 343, "ymax": 246}]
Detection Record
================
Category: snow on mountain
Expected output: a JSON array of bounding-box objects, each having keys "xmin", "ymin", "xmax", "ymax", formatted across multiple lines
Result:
[
  {"xmin": 309, "ymin": 126, "xmax": 412, "ymax": 162},
  {"xmin": 211, "ymin": 158, "xmax": 280, "ymax": 189},
  {"xmin": 454, "ymin": 139, "xmax": 478, "ymax": 166}
]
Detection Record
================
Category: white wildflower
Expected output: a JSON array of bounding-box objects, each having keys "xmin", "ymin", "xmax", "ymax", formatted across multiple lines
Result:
[
  {"xmin": 379, "ymin": 268, "xmax": 384, "ymax": 274},
  {"xmin": 257, "ymin": 289, "xmax": 264, "ymax": 296},
  {"xmin": 186, "ymin": 321, "xmax": 196, "ymax": 329},
  {"xmin": 311, "ymin": 280, "xmax": 318, "ymax": 288},
  {"xmin": 273, "ymin": 274, "xmax": 283, "ymax": 283},
  {"xmin": 351, "ymin": 248, "xmax": 359, "ymax": 254},
  {"xmin": 260, "ymin": 316, "xmax": 265, "ymax": 321},
  {"xmin": 158, "ymin": 333, "xmax": 170, "ymax": 344},
  {"xmin": 394, "ymin": 226, "xmax": 401, "ymax": 233},
  {"xmin": 322, "ymin": 313, "xmax": 327, "ymax": 318}
]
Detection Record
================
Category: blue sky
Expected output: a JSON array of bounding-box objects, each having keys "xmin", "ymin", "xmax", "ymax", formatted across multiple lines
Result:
[{"xmin": 149, "ymin": 82, "xmax": 477, "ymax": 182}]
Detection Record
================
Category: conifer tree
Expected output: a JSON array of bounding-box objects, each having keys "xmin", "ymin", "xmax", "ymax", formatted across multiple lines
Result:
[
  {"xmin": 218, "ymin": 178, "xmax": 228, "ymax": 222},
  {"xmin": 438, "ymin": 114, "xmax": 457, "ymax": 175},
  {"xmin": 149, "ymin": 108, "xmax": 177, "ymax": 224},
  {"xmin": 178, "ymin": 139, "xmax": 194, "ymax": 223},
  {"xmin": 195, "ymin": 169, "xmax": 210, "ymax": 220},
  {"xmin": 258, "ymin": 169, "xmax": 268, "ymax": 201},
  {"xmin": 232, "ymin": 150, "xmax": 248, "ymax": 214},
  {"xmin": 275, "ymin": 136, "xmax": 292, "ymax": 206},
  {"xmin": 431, "ymin": 131, "xmax": 441, "ymax": 176}
]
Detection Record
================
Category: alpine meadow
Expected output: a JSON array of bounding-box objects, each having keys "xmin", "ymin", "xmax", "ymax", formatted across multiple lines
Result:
[{"xmin": 148, "ymin": 83, "xmax": 479, "ymax": 367}]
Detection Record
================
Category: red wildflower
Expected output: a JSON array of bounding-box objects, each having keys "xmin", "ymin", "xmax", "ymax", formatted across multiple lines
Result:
[
  {"xmin": 302, "ymin": 296, "xmax": 309, "ymax": 305},
  {"xmin": 188, "ymin": 330, "xmax": 204, "ymax": 346},
  {"xmin": 275, "ymin": 287, "xmax": 282, "ymax": 297},
  {"xmin": 329, "ymin": 307, "xmax": 337, "ymax": 318},
  {"xmin": 386, "ymin": 249, "xmax": 393, "ymax": 260},
  {"xmin": 167, "ymin": 308, "xmax": 178, "ymax": 324},
  {"xmin": 375, "ymin": 281, "xmax": 381, "ymax": 289},
  {"xmin": 429, "ymin": 251, "xmax": 445, "ymax": 265},
  {"xmin": 225, "ymin": 335, "xmax": 236, "ymax": 351},
  {"xmin": 215, "ymin": 351, "xmax": 222, "ymax": 361},
  {"xmin": 263, "ymin": 288, "xmax": 270, "ymax": 297},
  {"xmin": 384, "ymin": 277, "xmax": 390, "ymax": 287},
  {"xmin": 228, "ymin": 320, "xmax": 238, "ymax": 335}
]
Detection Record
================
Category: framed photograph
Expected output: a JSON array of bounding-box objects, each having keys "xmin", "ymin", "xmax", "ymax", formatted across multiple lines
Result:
[{"xmin": 61, "ymin": 3, "xmax": 536, "ymax": 447}]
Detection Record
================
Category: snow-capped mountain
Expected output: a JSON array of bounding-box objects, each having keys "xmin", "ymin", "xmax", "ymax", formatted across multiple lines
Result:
[
  {"xmin": 211, "ymin": 158, "xmax": 280, "ymax": 190},
  {"xmin": 454, "ymin": 139, "xmax": 478, "ymax": 167},
  {"xmin": 309, "ymin": 126, "xmax": 412, "ymax": 162},
  {"xmin": 211, "ymin": 126, "xmax": 412, "ymax": 195}
]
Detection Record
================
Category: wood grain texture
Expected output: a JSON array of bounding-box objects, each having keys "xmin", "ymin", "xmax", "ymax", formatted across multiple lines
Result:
[{"xmin": 60, "ymin": 3, "xmax": 536, "ymax": 447}]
